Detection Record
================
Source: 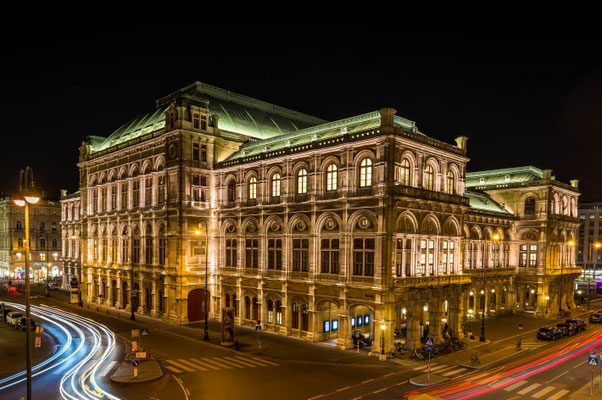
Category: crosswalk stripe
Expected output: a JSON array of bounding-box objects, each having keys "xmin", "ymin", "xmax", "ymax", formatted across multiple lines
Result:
[
  {"xmin": 532, "ymin": 386, "xmax": 556, "ymax": 399},
  {"xmin": 430, "ymin": 365, "xmax": 455, "ymax": 373},
  {"xmin": 413, "ymin": 363, "xmax": 439, "ymax": 371},
  {"xmin": 517, "ymin": 383, "xmax": 541, "ymax": 395},
  {"xmin": 547, "ymin": 389, "xmax": 570, "ymax": 400},
  {"xmin": 165, "ymin": 365, "xmax": 183, "ymax": 373},
  {"xmin": 466, "ymin": 372, "xmax": 490, "ymax": 382},
  {"xmin": 166, "ymin": 360, "xmax": 195, "ymax": 372},
  {"xmin": 223, "ymin": 357, "xmax": 257, "ymax": 367},
  {"xmin": 442, "ymin": 368, "xmax": 466, "ymax": 377},
  {"xmin": 249, "ymin": 356, "xmax": 279, "ymax": 366},
  {"xmin": 233, "ymin": 356, "xmax": 270, "ymax": 366},
  {"xmin": 503, "ymin": 380, "xmax": 528, "ymax": 391},
  {"xmin": 190, "ymin": 358, "xmax": 221, "ymax": 370},
  {"xmin": 211, "ymin": 357, "xmax": 246, "ymax": 368},
  {"xmin": 200, "ymin": 357, "xmax": 233, "ymax": 369},
  {"xmin": 178, "ymin": 358, "xmax": 208, "ymax": 371}
]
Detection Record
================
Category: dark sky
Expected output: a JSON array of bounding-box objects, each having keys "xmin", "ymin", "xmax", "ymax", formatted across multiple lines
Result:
[{"xmin": 1, "ymin": 28, "xmax": 601, "ymax": 201}]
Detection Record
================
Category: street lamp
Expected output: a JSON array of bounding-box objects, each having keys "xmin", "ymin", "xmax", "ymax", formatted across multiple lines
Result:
[
  {"xmin": 545, "ymin": 295, "xmax": 550, "ymax": 314},
  {"xmin": 70, "ymin": 234, "xmax": 84, "ymax": 307},
  {"xmin": 481, "ymin": 232, "xmax": 500, "ymax": 342},
  {"xmin": 195, "ymin": 221, "xmax": 209, "ymax": 341},
  {"xmin": 587, "ymin": 241, "xmax": 601, "ymax": 310},
  {"xmin": 14, "ymin": 166, "xmax": 40, "ymax": 400}
]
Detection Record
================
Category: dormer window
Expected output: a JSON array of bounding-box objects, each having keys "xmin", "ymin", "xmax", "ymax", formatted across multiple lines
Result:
[
  {"xmin": 504, "ymin": 175, "xmax": 510, "ymax": 182},
  {"xmin": 479, "ymin": 177, "xmax": 485, "ymax": 184}
]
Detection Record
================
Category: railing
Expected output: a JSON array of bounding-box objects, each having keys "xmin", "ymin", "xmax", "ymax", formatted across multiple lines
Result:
[
  {"xmin": 463, "ymin": 267, "xmax": 516, "ymax": 276},
  {"xmin": 394, "ymin": 274, "xmax": 470, "ymax": 287},
  {"xmin": 394, "ymin": 185, "xmax": 469, "ymax": 205}
]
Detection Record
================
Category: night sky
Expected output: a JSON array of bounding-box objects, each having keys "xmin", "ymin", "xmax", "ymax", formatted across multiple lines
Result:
[{"xmin": 2, "ymin": 29, "xmax": 600, "ymax": 201}]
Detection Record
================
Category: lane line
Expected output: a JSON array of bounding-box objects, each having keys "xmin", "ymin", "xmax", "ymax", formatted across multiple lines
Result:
[
  {"xmin": 546, "ymin": 370, "xmax": 568, "ymax": 383},
  {"xmin": 442, "ymin": 368, "xmax": 466, "ymax": 377}
]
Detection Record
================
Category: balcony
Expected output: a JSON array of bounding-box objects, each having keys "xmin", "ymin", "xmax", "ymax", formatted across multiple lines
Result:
[
  {"xmin": 394, "ymin": 274, "xmax": 471, "ymax": 287},
  {"xmin": 394, "ymin": 185, "xmax": 469, "ymax": 205},
  {"xmin": 463, "ymin": 267, "xmax": 516, "ymax": 276}
]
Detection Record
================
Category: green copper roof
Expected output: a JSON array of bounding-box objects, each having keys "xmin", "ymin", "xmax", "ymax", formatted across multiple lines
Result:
[
  {"xmin": 91, "ymin": 81, "xmax": 328, "ymax": 154},
  {"xmin": 465, "ymin": 189, "xmax": 512, "ymax": 214},
  {"xmin": 465, "ymin": 166, "xmax": 544, "ymax": 187}
]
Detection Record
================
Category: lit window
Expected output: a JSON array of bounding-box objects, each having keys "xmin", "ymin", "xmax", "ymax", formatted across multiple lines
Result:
[
  {"xmin": 424, "ymin": 165, "xmax": 434, "ymax": 191},
  {"xmin": 446, "ymin": 170, "xmax": 455, "ymax": 194},
  {"xmin": 359, "ymin": 158, "xmax": 372, "ymax": 187},
  {"xmin": 400, "ymin": 158, "xmax": 411, "ymax": 186},
  {"xmin": 326, "ymin": 164, "xmax": 338, "ymax": 191},
  {"xmin": 249, "ymin": 177, "xmax": 257, "ymax": 200},
  {"xmin": 297, "ymin": 169, "xmax": 307, "ymax": 194},
  {"xmin": 272, "ymin": 173, "xmax": 281, "ymax": 197}
]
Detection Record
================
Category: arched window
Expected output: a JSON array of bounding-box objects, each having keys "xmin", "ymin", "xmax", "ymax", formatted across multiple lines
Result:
[
  {"xmin": 446, "ymin": 170, "xmax": 455, "ymax": 195},
  {"xmin": 525, "ymin": 197, "xmax": 536, "ymax": 215},
  {"xmin": 359, "ymin": 158, "xmax": 372, "ymax": 187},
  {"xmin": 424, "ymin": 165, "xmax": 434, "ymax": 191},
  {"xmin": 297, "ymin": 169, "xmax": 307, "ymax": 194},
  {"xmin": 227, "ymin": 180, "xmax": 236, "ymax": 202},
  {"xmin": 400, "ymin": 158, "xmax": 411, "ymax": 186},
  {"xmin": 248, "ymin": 177, "xmax": 257, "ymax": 200},
  {"xmin": 271, "ymin": 173, "xmax": 281, "ymax": 197},
  {"xmin": 326, "ymin": 164, "xmax": 337, "ymax": 191}
]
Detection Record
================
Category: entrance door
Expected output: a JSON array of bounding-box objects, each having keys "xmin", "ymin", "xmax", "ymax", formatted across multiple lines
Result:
[{"xmin": 188, "ymin": 289, "xmax": 210, "ymax": 322}]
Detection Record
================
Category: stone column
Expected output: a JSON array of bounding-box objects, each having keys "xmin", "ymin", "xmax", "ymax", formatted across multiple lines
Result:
[
  {"xmin": 150, "ymin": 280, "xmax": 159, "ymax": 317},
  {"xmin": 406, "ymin": 315, "xmax": 421, "ymax": 350},
  {"xmin": 429, "ymin": 311, "xmax": 443, "ymax": 343},
  {"xmin": 449, "ymin": 307, "xmax": 463, "ymax": 339},
  {"xmin": 336, "ymin": 314, "xmax": 353, "ymax": 350}
]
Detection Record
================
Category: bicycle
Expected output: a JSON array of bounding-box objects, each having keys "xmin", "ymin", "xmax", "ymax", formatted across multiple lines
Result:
[
  {"xmin": 412, "ymin": 348, "xmax": 425, "ymax": 361},
  {"xmin": 516, "ymin": 338, "xmax": 522, "ymax": 351},
  {"xmin": 470, "ymin": 352, "xmax": 480, "ymax": 367}
]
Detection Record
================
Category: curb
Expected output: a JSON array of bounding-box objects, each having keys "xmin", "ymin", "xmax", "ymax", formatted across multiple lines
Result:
[
  {"xmin": 109, "ymin": 359, "xmax": 163, "ymax": 384},
  {"xmin": 409, "ymin": 374, "xmax": 450, "ymax": 386}
]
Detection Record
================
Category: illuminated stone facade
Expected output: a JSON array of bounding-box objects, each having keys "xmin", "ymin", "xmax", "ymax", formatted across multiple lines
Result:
[
  {"xmin": 61, "ymin": 82, "xmax": 581, "ymax": 353},
  {"xmin": 1, "ymin": 198, "xmax": 62, "ymax": 281}
]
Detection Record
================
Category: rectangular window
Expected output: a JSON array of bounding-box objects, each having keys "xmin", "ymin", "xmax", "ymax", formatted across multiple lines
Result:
[
  {"xmin": 145, "ymin": 177, "xmax": 152, "ymax": 206},
  {"xmin": 293, "ymin": 238, "xmax": 309, "ymax": 272},
  {"xmin": 102, "ymin": 239, "xmax": 108, "ymax": 262},
  {"xmin": 101, "ymin": 187, "xmax": 107, "ymax": 211},
  {"xmin": 132, "ymin": 239, "xmax": 140, "ymax": 263},
  {"xmin": 145, "ymin": 237, "xmax": 153, "ymax": 264},
  {"xmin": 321, "ymin": 238, "xmax": 340, "ymax": 274},
  {"xmin": 268, "ymin": 238, "xmax": 282, "ymax": 270},
  {"xmin": 193, "ymin": 143, "xmax": 200, "ymax": 161},
  {"xmin": 132, "ymin": 180, "xmax": 140, "ymax": 208},
  {"xmin": 158, "ymin": 175, "xmax": 165, "ymax": 204},
  {"xmin": 159, "ymin": 238, "xmax": 166, "ymax": 265},
  {"xmin": 225, "ymin": 239, "xmax": 237, "ymax": 267},
  {"xmin": 245, "ymin": 238, "xmax": 259, "ymax": 268},
  {"xmin": 121, "ymin": 183, "xmax": 128, "ymax": 210},
  {"xmin": 353, "ymin": 238, "xmax": 375, "ymax": 276},
  {"xmin": 111, "ymin": 185, "xmax": 117, "ymax": 210}
]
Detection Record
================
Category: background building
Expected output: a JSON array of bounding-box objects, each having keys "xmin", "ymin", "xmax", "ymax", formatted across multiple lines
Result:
[
  {"xmin": 60, "ymin": 81, "xmax": 581, "ymax": 354},
  {"xmin": 576, "ymin": 202, "xmax": 602, "ymax": 292},
  {"xmin": 0, "ymin": 197, "xmax": 62, "ymax": 282}
]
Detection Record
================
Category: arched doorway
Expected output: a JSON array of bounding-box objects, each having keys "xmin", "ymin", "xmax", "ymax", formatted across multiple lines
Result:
[
  {"xmin": 132, "ymin": 283, "xmax": 140, "ymax": 312},
  {"xmin": 188, "ymin": 288, "xmax": 210, "ymax": 322},
  {"xmin": 350, "ymin": 304, "xmax": 374, "ymax": 343},
  {"xmin": 318, "ymin": 300, "xmax": 339, "ymax": 340}
]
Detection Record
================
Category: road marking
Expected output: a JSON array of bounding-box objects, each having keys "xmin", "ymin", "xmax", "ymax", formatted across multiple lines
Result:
[
  {"xmin": 249, "ymin": 356, "xmax": 279, "ymax": 366},
  {"xmin": 466, "ymin": 372, "xmax": 490, "ymax": 382},
  {"xmin": 233, "ymin": 356, "xmax": 271, "ymax": 366},
  {"xmin": 413, "ymin": 363, "xmax": 438, "ymax": 371},
  {"xmin": 532, "ymin": 385, "xmax": 556, "ymax": 399},
  {"xmin": 548, "ymin": 389, "xmax": 570, "ymax": 400},
  {"xmin": 200, "ymin": 357, "xmax": 232, "ymax": 369},
  {"xmin": 166, "ymin": 366, "xmax": 183, "ymax": 373},
  {"xmin": 178, "ymin": 358, "xmax": 208, "ymax": 371},
  {"xmin": 546, "ymin": 370, "xmax": 568, "ymax": 383},
  {"xmin": 442, "ymin": 368, "xmax": 466, "ymax": 376},
  {"xmin": 100, "ymin": 360, "xmax": 119, "ymax": 377},
  {"xmin": 166, "ymin": 360, "xmax": 195, "ymax": 372},
  {"xmin": 189, "ymin": 358, "xmax": 220, "ymax": 370},
  {"xmin": 173, "ymin": 375, "xmax": 189, "ymax": 400},
  {"xmin": 516, "ymin": 383, "xmax": 540, "ymax": 395},
  {"xmin": 362, "ymin": 379, "xmax": 374, "ymax": 384},
  {"xmin": 374, "ymin": 388, "xmax": 387, "ymax": 394},
  {"xmin": 503, "ymin": 380, "xmax": 528, "ymax": 391},
  {"xmin": 223, "ymin": 356, "xmax": 257, "ymax": 367},
  {"xmin": 212, "ymin": 357, "xmax": 246, "ymax": 368},
  {"xmin": 336, "ymin": 386, "xmax": 350, "ymax": 392}
]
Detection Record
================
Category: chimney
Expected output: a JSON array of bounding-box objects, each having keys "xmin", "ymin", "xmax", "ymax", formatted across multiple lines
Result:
[
  {"xmin": 455, "ymin": 136, "xmax": 468, "ymax": 151},
  {"xmin": 60, "ymin": 189, "xmax": 67, "ymax": 198},
  {"xmin": 570, "ymin": 179, "xmax": 579, "ymax": 189},
  {"xmin": 211, "ymin": 114, "xmax": 220, "ymax": 130},
  {"xmin": 542, "ymin": 169, "xmax": 552, "ymax": 180}
]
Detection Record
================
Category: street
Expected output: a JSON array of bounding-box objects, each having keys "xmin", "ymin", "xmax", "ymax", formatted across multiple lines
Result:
[{"xmin": 2, "ymin": 286, "xmax": 602, "ymax": 400}]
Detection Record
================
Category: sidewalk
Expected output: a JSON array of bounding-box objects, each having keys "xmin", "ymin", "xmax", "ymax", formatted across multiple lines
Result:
[{"xmin": 110, "ymin": 353, "xmax": 163, "ymax": 383}]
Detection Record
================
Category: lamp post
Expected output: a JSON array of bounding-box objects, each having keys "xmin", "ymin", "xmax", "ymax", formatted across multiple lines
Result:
[
  {"xmin": 380, "ymin": 323, "xmax": 386, "ymax": 358},
  {"xmin": 587, "ymin": 241, "xmax": 601, "ymax": 310},
  {"xmin": 14, "ymin": 166, "xmax": 40, "ymax": 400},
  {"xmin": 480, "ymin": 232, "xmax": 500, "ymax": 342},
  {"xmin": 195, "ymin": 221, "xmax": 209, "ymax": 341},
  {"xmin": 545, "ymin": 295, "xmax": 550, "ymax": 314}
]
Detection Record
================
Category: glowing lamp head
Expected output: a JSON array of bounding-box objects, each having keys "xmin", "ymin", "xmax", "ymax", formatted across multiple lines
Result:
[
  {"xmin": 492, "ymin": 233, "xmax": 500, "ymax": 241},
  {"xmin": 567, "ymin": 240, "xmax": 576, "ymax": 246},
  {"xmin": 380, "ymin": 324, "xmax": 386, "ymax": 331},
  {"xmin": 13, "ymin": 199, "xmax": 25, "ymax": 207},
  {"xmin": 25, "ymin": 196, "xmax": 40, "ymax": 204},
  {"xmin": 194, "ymin": 230, "xmax": 202, "ymax": 236},
  {"xmin": 595, "ymin": 242, "xmax": 602, "ymax": 249}
]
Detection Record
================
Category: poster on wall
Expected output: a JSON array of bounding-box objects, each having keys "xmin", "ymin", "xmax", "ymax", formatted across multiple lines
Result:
[{"xmin": 221, "ymin": 307, "xmax": 235, "ymax": 346}]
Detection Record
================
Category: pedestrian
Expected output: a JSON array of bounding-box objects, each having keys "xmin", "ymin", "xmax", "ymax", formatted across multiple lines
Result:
[{"xmin": 235, "ymin": 339, "xmax": 239, "ymax": 351}]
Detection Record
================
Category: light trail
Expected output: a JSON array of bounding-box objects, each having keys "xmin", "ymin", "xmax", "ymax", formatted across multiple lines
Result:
[{"xmin": 0, "ymin": 302, "xmax": 123, "ymax": 400}]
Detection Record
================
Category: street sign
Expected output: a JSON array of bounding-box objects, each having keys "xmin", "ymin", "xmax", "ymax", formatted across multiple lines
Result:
[
  {"xmin": 136, "ymin": 352, "xmax": 147, "ymax": 359},
  {"xmin": 588, "ymin": 356, "xmax": 599, "ymax": 367},
  {"xmin": 132, "ymin": 341, "xmax": 138, "ymax": 351},
  {"xmin": 35, "ymin": 337, "xmax": 41, "ymax": 348},
  {"xmin": 518, "ymin": 323, "xmax": 523, "ymax": 330},
  {"xmin": 140, "ymin": 328, "xmax": 149, "ymax": 336},
  {"xmin": 469, "ymin": 334, "xmax": 475, "ymax": 342},
  {"xmin": 425, "ymin": 337, "xmax": 434, "ymax": 346},
  {"xmin": 591, "ymin": 349, "xmax": 597, "ymax": 356},
  {"xmin": 35, "ymin": 326, "xmax": 44, "ymax": 334},
  {"xmin": 426, "ymin": 345, "xmax": 433, "ymax": 352},
  {"xmin": 132, "ymin": 360, "xmax": 139, "ymax": 367},
  {"xmin": 131, "ymin": 329, "xmax": 140, "ymax": 338}
]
